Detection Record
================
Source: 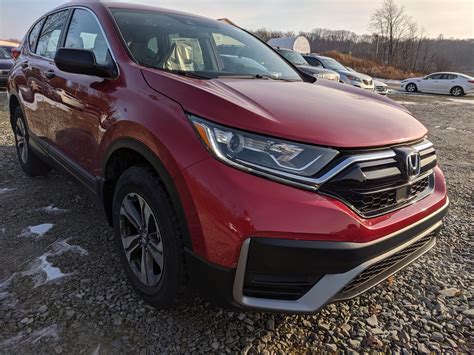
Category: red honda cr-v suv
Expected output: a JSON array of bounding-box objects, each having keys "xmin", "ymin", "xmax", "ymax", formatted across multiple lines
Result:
[{"xmin": 8, "ymin": 1, "xmax": 448, "ymax": 313}]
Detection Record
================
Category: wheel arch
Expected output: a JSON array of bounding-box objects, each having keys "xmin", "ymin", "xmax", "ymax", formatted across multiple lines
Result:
[
  {"xmin": 101, "ymin": 138, "xmax": 194, "ymax": 251},
  {"xmin": 8, "ymin": 93, "xmax": 21, "ymax": 126},
  {"xmin": 450, "ymin": 85, "xmax": 464, "ymax": 96}
]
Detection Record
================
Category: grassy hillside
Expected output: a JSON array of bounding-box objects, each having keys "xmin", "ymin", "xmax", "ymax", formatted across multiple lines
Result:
[{"xmin": 321, "ymin": 51, "xmax": 424, "ymax": 80}]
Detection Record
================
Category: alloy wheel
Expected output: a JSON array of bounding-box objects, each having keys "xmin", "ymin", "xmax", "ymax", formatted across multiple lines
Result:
[
  {"xmin": 15, "ymin": 118, "xmax": 28, "ymax": 164},
  {"xmin": 451, "ymin": 87, "xmax": 463, "ymax": 97},
  {"xmin": 406, "ymin": 84, "xmax": 416, "ymax": 92},
  {"xmin": 119, "ymin": 193, "xmax": 164, "ymax": 286}
]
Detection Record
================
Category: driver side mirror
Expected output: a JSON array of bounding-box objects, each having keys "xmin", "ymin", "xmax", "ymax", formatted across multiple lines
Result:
[{"xmin": 54, "ymin": 48, "xmax": 117, "ymax": 79}]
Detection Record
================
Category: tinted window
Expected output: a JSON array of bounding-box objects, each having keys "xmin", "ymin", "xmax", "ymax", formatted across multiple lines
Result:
[
  {"xmin": 111, "ymin": 9, "xmax": 301, "ymax": 80},
  {"xmin": 318, "ymin": 57, "xmax": 347, "ymax": 71},
  {"xmin": 449, "ymin": 74, "xmax": 458, "ymax": 80},
  {"xmin": 65, "ymin": 9, "xmax": 111, "ymax": 65},
  {"xmin": 427, "ymin": 74, "xmax": 442, "ymax": 80},
  {"xmin": 304, "ymin": 56, "xmax": 322, "ymax": 67},
  {"xmin": 36, "ymin": 10, "xmax": 69, "ymax": 59},
  {"xmin": 277, "ymin": 49, "xmax": 308, "ymax": 66},
  {"xmin": 0, "ymin": 47, "xmax": 11, "ymax": 59},
  {"xmin": 29, "ymin": 19, "xmax": 45, "ymax": 52}
]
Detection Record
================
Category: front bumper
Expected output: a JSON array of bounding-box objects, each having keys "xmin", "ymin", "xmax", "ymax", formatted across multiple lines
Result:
[{"xmin": 187, "ymin": 198, "xmax": 448, "ymax": 313}]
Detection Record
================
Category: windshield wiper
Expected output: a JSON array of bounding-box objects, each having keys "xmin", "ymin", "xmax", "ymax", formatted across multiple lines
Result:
[
  {"xmin": 217, "ymin": 74, "xmax": 286, "ymax": 81},
  {"xmin": 161, "ymin": 69, "xmax": 213, "ymax": 80}
]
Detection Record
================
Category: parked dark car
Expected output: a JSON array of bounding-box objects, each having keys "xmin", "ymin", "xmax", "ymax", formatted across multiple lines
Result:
[
  {"xmin": 0, "ymin": 47, "xmax": 14, "ymax": 85},
  {"xmin": 8, "ymin": 1, "xmax": 448, "ymax": 313},
  {"xmin": 275, "ymin": 48, "xmax": 340, "ymax": 81}
]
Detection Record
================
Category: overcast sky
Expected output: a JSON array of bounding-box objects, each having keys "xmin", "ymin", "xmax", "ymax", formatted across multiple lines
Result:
[{"xmin": 0, "ymin": 0, "xmax": 473, "ymax": 41}]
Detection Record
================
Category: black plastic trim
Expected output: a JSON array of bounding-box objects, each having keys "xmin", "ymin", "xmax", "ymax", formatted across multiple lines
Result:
[
  {"xmin": 103, "ymin": 138, "xmax": 193, "ymax": 250},
  {"xmin": 245, "ymin": 203, "xmax": 447, "ymax": 276}
]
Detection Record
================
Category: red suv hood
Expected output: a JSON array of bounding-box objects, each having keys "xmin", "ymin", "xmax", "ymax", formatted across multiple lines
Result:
[{"xmin": 142, "ymin": 70, "xmax": 427, "ymax": 148}]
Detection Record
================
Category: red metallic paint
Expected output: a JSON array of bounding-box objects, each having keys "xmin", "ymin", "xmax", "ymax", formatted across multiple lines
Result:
[
  {"xmin": 8, "ymin": 1, "xmax": 448, "ymax": 273},
  {"xmin": 178, "ymin": 159, "xmax": 447, "ymax": 268},
  {"xmin": 142, "ymin": 71, "xmax": 427, "ymax": 148}
]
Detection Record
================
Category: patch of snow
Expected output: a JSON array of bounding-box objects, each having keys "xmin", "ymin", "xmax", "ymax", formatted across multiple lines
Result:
[
  {"xmin": 19, "ymin": 223, "xmax": 54, "ymax": 238},
  {"xmin": 21, "ymin": 238, "xmax": 88, "ymax": 287},
  {"xmin": 23, "ymin": 255, "xmax": 72, "ymax": 288},
  {"xmin": 0, "ymin": 188, "xmax": 17, "ymax": 194},
  {"xmin": 394, "ymin": 101, "xmax": 418, "ymax": 105},
  {"xmin": 0, "ymin": 324, "xmax": 59, "ymax": 348},
  {"xmin": 1, "ymin": 238, "xmax": 87, "ymax": 291},
  {"xmin": 52, "ymin": 238, "xmax": 89, "ymax": 256},
  {"xmin": 40, "ymin": 205, "xmax": 68, "ymax": 214},
  {"xmin": 446, "ymin": 127, "xmax": 456, "ymax": 131},
  {"xmin": 448, "ymin": 98, "xmax": 474, "ymax": 105}
]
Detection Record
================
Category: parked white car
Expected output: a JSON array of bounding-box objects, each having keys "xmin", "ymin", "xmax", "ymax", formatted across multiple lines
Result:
[{"xmin": 401, "ymin": 72, "xmax": 474, "ymax": 96}]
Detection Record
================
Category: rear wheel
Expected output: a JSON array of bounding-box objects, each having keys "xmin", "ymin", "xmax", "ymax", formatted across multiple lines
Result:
[
  {"xmin": 12, "ymin": 107, "xmax": 51, "ymax": 177},
  {"xmin": 406, "ymin": 83, "xmax": 417, "ymax": 93},
  {"xmin": 450, "ymin": 86, "xmax": 464, "ymax": 97},
  {"xmin": 112, "ymin": 165, "xmax": 187, "ymax": 308}
]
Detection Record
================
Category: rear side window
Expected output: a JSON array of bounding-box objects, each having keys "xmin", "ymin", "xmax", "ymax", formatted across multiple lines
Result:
[
  {"xmin": 305, "ymin": 56, "xmax": 322, "ymax": 67},
  {"xmin": 36, "ymin": 10, "xmax": 69, "ymax": 59},
  {"xmin": 65, "ymin": 9, "xmax": 112, "ymax": 65},
  {"xmin": 29, "ymin": 19, "xmax": 45, "ymax": 52}
]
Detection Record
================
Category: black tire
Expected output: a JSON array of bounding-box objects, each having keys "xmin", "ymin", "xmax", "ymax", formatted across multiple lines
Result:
[
  {"xmin": 406, "ymin": 83, "xmax": 417, "ymax": 93},
  {"xmin": 12, "ymin": 107, "xmax": 51, "ymax": 177},
  {"xmin": 450, "ymin": 86, "xmax": 464, "ymax": 97},
  {"xmin": 112, "ymin": 165, "xmax": 187, "ymax": 309}
]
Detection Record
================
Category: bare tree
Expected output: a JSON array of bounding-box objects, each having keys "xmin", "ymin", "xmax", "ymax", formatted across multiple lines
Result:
[{"xmin": 369, "ymin": 0, "xmax": 413, "ymax": 65}]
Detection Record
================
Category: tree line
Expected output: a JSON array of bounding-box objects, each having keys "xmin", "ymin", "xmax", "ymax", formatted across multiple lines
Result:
[{"xmin": 252, "ymin": 0, "xmax": 473, "ymax": 76}]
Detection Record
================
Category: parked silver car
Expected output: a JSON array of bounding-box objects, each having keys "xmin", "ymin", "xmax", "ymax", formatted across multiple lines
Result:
[
  {"xmin": 303, "ymin": 55, "xmax": 374, "ymax": 90},
  {"xmin": 401, "ymin": 72, "xmax": 474, "ymax": 96},
  {"xmin": 275, "ymin": 48, "xmax": 340, "ymax": 81}
]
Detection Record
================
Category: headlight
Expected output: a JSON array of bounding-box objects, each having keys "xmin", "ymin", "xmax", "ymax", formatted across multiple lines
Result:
[
  {"xmin": 190, "ymin": 115, "xmax": 339, "ymax": 190},
  {"xmin": 346, "ymin": 75, "xmax": 362, "ymax": 82}
]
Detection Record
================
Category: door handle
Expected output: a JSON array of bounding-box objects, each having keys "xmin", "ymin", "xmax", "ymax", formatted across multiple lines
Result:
[{"xmin": 45, "ymin": 70, "xmax": 56, "ymax": 80}]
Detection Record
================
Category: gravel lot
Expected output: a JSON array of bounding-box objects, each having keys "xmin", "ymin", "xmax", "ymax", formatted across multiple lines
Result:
[{"xmin": 0, "ymin": 89, "xmax": 472, "ymax": 354}]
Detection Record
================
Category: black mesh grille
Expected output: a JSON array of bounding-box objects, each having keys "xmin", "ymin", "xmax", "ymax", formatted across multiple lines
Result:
[
  {"xmin": 243, "ymin": 274, "xmax": 321, "ymax": 300},
  {"xmin": 319, "ymin": 143, "xmax": 437, "ymax": 218},
  {"xmin": 338, "ymin": 233, "xmax": 434, "ymax": 296},
  {"xmin": 346, "ymin": 175, "xmax": 432, "ymax": 216}
]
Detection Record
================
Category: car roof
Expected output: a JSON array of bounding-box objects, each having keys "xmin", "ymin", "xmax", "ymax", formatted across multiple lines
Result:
[
  {"xmin": 430, "ymin": 72, "xmax": 464, "ymax": 75},
  {"xmin": 51, "ymin": 1, "xmax": 216, "ymax": 22}
]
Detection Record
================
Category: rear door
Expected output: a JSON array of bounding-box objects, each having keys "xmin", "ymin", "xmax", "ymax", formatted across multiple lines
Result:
[
  {"xmin": 46, "ymin": 8, "xmax": 118, "ymax": 183},
  {"xmin": 27, "ymin": 9, "xmax": 70, "ymax": 145}
]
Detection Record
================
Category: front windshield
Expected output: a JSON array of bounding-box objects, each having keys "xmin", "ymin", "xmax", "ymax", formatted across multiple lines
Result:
[
  {"xmin": 277, "ymin": 49, "xmax": 308, "ymax": 66},
  {"xmin": 319, "ymin": 57, "xmax": 347, "ymax": 71},
  {"xmin": 111, "ymin": 9, "xmax": 301, "ymax": 81},
  {"xmin": 0, "ymin": 47, "xmax": 11, "ymax": 59}
]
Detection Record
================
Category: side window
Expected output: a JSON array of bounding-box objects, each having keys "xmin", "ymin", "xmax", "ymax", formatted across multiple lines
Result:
[
  {"xmin": 306, "ymin": 57, "xmax": 321, "ymax": 67},
  {"xmin": 449, "ymin": 74, "xmax": 458, "ymax": 80},
  {"xmin": 65, "ymin": 9, "xmax": 111, "ymax": 65},
  {"xmin": 36, "ymin": 10, "xmax": 69, "ymax": 59},
  {"xmin": 29, "ymin": 19, "xmax": 45, "ymax": 52}
]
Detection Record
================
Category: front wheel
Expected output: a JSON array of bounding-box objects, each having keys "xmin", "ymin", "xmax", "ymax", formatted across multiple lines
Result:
[
  {"xmin": 12, "ymin": 107, "xmax": 51, "ymax": 177},
  {"xmin": 112, "ymin": 165, "xmax": 187, "ymax": 309},
  {"xmin": 450, "ymin": 86, "xmax": 464, "ymax": 97},
  {"xmin": 406, "ymin": 83, "xmax": 417, "ymax": 93}
]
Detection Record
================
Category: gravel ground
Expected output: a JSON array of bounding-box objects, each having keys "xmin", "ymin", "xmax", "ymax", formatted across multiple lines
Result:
[{"xmin": 0, "ymin": 89, "xmax": 472, "ymax": 354}]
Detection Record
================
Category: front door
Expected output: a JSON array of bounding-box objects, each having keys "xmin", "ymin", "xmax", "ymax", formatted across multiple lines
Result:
[{"xmin": 47, "ymin": 8, "xmax": 119, "ymax": 180}]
